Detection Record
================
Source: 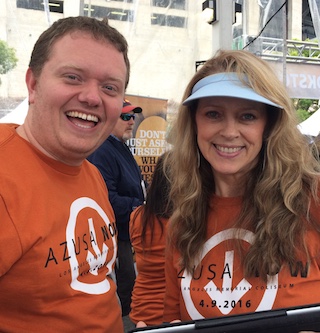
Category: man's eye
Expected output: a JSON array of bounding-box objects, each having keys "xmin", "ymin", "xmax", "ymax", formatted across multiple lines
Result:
[
  {"xmin": 103, "ymin": 85, "xmax": 116, "ymax": 91},
  {"xmin": 65, "ymin": 74, "xmax": 79, "ymax": 81},
  {"xmin": 67, "ymin": 75, "xmax": 76, "ymax": 79}
]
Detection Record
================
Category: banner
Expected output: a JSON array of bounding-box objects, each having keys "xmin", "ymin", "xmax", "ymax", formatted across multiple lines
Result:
[
  {"xmin": 125, "ymin": 95, "xmax": 172, "ymax": 185},
  {"xmin": 267, "ymin": 61, "xmax": 320, "ymax": 99}
]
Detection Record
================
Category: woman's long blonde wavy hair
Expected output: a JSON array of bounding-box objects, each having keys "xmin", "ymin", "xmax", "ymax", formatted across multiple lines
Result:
[{"xmin": 164, "ymin": 49, "xmax": 320, "ymax": 280}]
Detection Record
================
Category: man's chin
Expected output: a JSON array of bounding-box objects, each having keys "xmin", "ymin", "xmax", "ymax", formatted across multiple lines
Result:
[{"xmin": 123, "ymin": 132, "xmax": 133, "ymax": 141}]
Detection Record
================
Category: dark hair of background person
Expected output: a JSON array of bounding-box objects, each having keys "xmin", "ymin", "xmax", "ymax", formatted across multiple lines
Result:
[
  {"xmin": 28, "ymin": 16, "xmax": 130, "ymax": 87},
  {"xmin": 132, "ymin": 152, "xmax": 173, "ymax": 249},
  {"xmin": 311, "ymin": 134, "xmax": 320, "ymax": 163}
]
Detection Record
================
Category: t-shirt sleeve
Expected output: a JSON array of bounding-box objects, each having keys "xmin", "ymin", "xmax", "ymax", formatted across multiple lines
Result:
[
  {"xmin": 0, "ymin": 195, "xmax": 22, "ymax": 277},
  {"xmin": 163, "ymin": 244, "xmax": 181, "ymax": 322}
]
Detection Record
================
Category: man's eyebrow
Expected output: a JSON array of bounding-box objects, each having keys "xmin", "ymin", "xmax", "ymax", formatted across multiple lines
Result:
[
  {"xmin": 58, "ymin": 66, "xmax": 124, "ymax": 84},
  {"xmin": 102, "ymin": 77, "xmax": 125, "ymax": 85},
  {"xmin": 58, "ymin": 64, "xmax": 83, "ymax": 72}
]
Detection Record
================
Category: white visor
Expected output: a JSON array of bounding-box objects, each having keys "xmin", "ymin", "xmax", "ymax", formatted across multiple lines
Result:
[{"xmin": 183, "ymin": 72, "xmax": 282, "ymax": 109}]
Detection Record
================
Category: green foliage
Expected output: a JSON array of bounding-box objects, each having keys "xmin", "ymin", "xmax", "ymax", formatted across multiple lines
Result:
[
  {"xmin": 296, "ymin": 107, "xmax": 311, "ymax": 122},
  {"xmin": 0, "ymin": 40, "xmax": 18, "ymax": 75},
  {"xmin": 297, "ymin": 98, "xmax": 316, "ymax": 110},
  {"xmin": 294, "ymin": 98, "xmax": 319, "ymax": 122},
  {"xmin": 288, "ymin": 39, "xmax": 320, "ymax": 58}
]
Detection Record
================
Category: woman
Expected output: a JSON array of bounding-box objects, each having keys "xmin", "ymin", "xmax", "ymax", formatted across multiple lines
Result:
[
  {"xmin": 129, "ymin": 153, "xmax": 172, "ymax": 326},
  {"xmin": 163, "ymin": 49, "xmax": 320, "ymax": 322}
]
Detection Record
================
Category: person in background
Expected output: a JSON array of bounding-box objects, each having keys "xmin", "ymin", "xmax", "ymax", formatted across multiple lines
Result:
[
  {"xmin": 129, "ymin": 152, "xmax": 173, "ymax": 327},
  {"xmin": 88, "ymin": 100, "xmax": 146, "ymax": 321},
  {"xmin": 311, "ymin": 133, "xmax": 320, "ymax": 162},
  {"xmin": 162, "ymin": 49, "xmax": 320, "ymax": 324},
  {"xmin": 0, "ymin": 16, "xmax": 130, "ymax": 332}
]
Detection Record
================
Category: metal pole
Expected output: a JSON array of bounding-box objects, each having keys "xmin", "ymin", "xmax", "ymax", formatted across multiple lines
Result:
[
  {"xmin": 211, "ymin": 0, "xmax": 233, "ymax": 53},
  {"xmin": 88, "ymin": 0, "xmax": 91, "ymax": 17},
  {"xmin": 282, "ymin": 1, "xmax": 287, "ymax": 86},
  {"xmin": 43, "ymin": 0, "xmax": 51, "ymax": 26}
]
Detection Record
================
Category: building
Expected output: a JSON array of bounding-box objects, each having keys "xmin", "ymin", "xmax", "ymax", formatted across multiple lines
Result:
[
  {"xmin": 0, "ymin": 0, "xmax": 213, "ymax": 104},
  {"xmin": 0, "ymin": 0, "xmax": 318, "ymax": 104}
]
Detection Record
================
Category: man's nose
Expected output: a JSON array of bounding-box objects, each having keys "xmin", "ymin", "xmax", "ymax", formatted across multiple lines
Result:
[{"xmin": 78, "ymin": 82, "xmax": 102, "ymax": 107}]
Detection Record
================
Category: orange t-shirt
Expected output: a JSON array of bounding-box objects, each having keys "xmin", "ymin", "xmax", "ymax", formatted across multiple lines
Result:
[
  {"xmin": 164, "ymin": 195, "xmax": 320, "ymax": 322},
  {"xmin": 129, "ymin": 207, "xmax": 168, "ymax": 325},
  {"xmin": 0, "ymin": 124, "xmax": 123, "ymax": 333}
]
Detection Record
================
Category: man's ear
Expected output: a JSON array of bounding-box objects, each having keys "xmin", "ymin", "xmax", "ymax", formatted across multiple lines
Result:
[{"xmin": 25, "ymin": 68, "xmax": 37, "ymax": 104}]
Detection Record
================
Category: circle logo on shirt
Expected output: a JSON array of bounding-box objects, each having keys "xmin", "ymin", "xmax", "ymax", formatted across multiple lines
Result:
[
  {"xmin": 66, "ymin": 197, "xmax": 117, "ymax": 295},
  {"xmin": 181, "ymin": 228, "xmax": 278, "ymax": 319}
]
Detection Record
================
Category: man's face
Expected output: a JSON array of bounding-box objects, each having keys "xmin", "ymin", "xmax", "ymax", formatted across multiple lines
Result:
[
  {"xmin": 24, "ymin": 31, "xmax": 127, "ymax": 166},
  {"xmin": 112, "ymin": 112, "xmax": 136, "ymax": 142}
]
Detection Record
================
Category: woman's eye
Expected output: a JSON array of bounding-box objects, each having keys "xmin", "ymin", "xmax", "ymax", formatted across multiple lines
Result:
[
  {"xmin": 206, "ymin": 111, "xmax": 220, "ymax": 119},
  {"xmin": 242, "ymin": 113, "xmax": 256, "ymax": 120}
]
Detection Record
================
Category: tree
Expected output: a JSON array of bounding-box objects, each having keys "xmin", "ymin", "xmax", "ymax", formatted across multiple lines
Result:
[
  {"xmin": 294, "ymin": 99, "xmax": 319, "ymax": 122},
  {"xmin": 0, "ymin": 40, "xmax": 18, "ymax": 84}
]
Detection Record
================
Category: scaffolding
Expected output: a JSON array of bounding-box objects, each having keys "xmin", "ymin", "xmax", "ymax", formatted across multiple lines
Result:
[{"xmin": 233, "ymin": 36, "xmax": 320, "ymax": 64}]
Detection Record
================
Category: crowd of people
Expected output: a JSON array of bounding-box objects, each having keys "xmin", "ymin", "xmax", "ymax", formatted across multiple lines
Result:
[{"xmin": 1, "ymin": 14, "xmax": 319, "ymax": 333}]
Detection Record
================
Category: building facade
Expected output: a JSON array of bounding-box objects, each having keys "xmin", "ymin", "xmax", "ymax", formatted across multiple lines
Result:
[{"xmin": 0, "ymin": 0, "xmax": 317, "ymax": 104}]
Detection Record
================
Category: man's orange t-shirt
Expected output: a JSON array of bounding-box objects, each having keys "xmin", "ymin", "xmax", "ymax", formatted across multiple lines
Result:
[
  {"xmin": 0, "ymin": 124, "xmax": 123, "ymax": 332},
  {"xmin": 164, "ymin": 195, "xmax": 320, "ymax": 322}
]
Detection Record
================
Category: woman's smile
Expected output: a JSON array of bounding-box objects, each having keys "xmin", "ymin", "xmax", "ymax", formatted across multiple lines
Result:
[{"xmin": 196, "ymin": 96, "xmax": 267, "ymax": 186}]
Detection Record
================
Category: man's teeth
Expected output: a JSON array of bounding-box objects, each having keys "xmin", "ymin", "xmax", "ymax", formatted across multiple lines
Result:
[
  {"xmin": 216, "ymin": 145, "xmax": 242, "ymax": 153},
  {"xmin": 66, "ymin": 111, "xmax": 98, "ymax": 123}
]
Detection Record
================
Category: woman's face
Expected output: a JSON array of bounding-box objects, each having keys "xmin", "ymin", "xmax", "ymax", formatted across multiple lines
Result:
[{"xmin": 195, "ymin": 96, "xmax": 267, "ymax": 187}]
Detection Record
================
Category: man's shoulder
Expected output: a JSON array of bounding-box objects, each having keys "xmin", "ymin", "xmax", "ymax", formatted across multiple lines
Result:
[
  {"xmin": 98, "ymin": 136, "xmax": 120, "ymax": 150},
  {"xmin": 87, "ymin": 136, "xmax": 122, "ymax": 166},
  {"xmin": 88, "ymin": 136, "xmax": 115, "ymax": 157},
  {"xmin": 0, "ymin": 123, "xmax": 18, "ymax": 145}
]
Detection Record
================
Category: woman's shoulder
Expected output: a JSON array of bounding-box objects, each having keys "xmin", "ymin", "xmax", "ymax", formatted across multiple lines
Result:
[{"xmin": 130, "ymin": 205, "xmax": 144, "ymax": 231}]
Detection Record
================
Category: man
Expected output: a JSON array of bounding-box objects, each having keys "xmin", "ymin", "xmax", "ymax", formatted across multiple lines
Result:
[
  {"xmin": 0, "ymin": 16, "xmax": 129, "ymax": 332},
  {"xmin": 88, "ymin": 100, "xmax": 146, "ymax": 318}
]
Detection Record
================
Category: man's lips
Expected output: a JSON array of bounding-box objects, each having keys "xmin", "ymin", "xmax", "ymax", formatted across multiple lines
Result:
[
  {"xmin": 66, "ymin": 111, "xmax": 99, "ymax": 122},
  {"xmin": 66, "ymin": 111, "xmax": 99, "ymax": 129}
]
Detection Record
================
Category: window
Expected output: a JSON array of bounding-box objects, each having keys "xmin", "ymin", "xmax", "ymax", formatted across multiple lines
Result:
[
  {"xmin": 83, "ymin": 5, "xmax": 134, "ymax": 22},
  {"xmin": 258, "ymin": 1, "xmax": 287, "ymax": 39},
  {"xmin": 302, "ymin": 0, "xmax": 316, "ymax": 40},
  {"xmin": 16, "ymin": 0, "xmax": 64, "ymax": 13},
  {"xmin": 151, "ymin": 0, "xmax": 186, "ymax": 10},
  {"xmin": 151, "ymin": 13, "xmax": 186, "ymax": 28}
]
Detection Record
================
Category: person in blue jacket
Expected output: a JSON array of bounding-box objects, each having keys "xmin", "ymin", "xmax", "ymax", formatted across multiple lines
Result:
[{"xmin": 88, "ymin": 100, "xmax": 146, "ymax": 319}]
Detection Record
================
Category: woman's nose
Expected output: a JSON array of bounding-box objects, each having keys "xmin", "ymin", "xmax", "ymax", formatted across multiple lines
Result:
[{"xmin": 220, "ymin": 119, "xmax": 239, "ymax": 138}]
